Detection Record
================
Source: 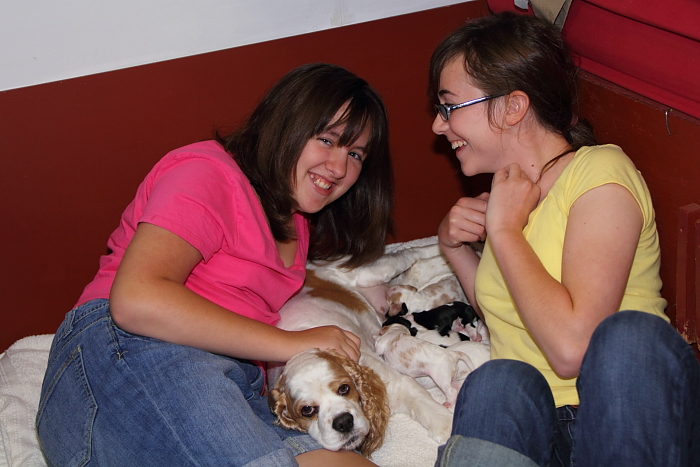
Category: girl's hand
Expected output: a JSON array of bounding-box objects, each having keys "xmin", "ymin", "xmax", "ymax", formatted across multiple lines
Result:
[
  {"xmin": 486, "ymin": 163, "xmax": 540, "ymax": 236},
  {"xmin": 291, "ymin": 326, "xmax": 362, "ymax": 362},
  {"xmin": 438, "ymin": 192, "xmax": 490, "ymax": 249}
]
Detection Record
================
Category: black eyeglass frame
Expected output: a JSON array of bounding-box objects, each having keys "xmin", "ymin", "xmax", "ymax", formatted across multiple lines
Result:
[{"xmin": 434, "ymin": 94, "xmax": 504, "ymax": 121}]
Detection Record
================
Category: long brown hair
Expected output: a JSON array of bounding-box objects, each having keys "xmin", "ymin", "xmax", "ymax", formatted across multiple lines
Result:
[
  {"xmin": 218, "ymin": 63, "xmax": 393, "ymax": 267},
  {"xmin": 429, "ymin": 12, "xmax": 597, "ymax": 176}
]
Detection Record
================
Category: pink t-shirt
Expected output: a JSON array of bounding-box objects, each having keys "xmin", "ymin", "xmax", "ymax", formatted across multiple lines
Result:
[{"xmin": 77, "ymin": 140, "xmax": 309, "ymax": 326}]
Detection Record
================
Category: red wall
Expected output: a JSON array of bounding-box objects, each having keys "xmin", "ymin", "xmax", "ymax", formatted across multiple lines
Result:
[
  {"xmin": 0, "ymin": 1, "xmax": 490, "ymax": 351},
  {"xmin": 578, "ymin": 74, "xmax": 700, "ymax": 352},
  {"xmin": 3, "ymin": 0, "xmax": 699, "ymax": 356}
]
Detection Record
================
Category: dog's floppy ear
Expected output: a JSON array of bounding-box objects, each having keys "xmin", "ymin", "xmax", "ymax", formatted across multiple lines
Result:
[
  {"xmin": 268, "ymin": 375, "xmax": 303, "ymax": 431},
  {"xmin": 338, "ymin": 356, "xmax": 390, "ymax": 457}
]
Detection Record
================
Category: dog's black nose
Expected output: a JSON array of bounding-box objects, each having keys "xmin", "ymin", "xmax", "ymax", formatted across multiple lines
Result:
[{"xmin": 332, "ymin": 413, "xmax": 354, "ymax": 433}]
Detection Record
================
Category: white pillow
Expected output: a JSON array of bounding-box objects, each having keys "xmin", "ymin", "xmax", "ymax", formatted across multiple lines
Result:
[{"xmin": 0, "ymin": 335, "xmax": 53, "ymax": 467}]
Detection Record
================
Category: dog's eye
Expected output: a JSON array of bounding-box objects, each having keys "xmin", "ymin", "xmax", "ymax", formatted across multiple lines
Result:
[
  {"xmin": 337, "ymin": 384, "xmax": 350, "ymax": 396},
  {"xmin": 300, "ymin": 406, "xmax": 318, "ymax": 417}
]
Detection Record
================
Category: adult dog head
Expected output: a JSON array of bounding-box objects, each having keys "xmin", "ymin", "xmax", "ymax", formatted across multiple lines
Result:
[{"xmin": 268, "ymin": 349, "xmax": 390, "ymax": 457}]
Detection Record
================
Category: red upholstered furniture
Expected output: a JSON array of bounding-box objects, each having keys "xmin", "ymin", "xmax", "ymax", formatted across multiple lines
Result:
[{"xmin": 488, "ymin": 0, "xmax": 700, "ymax": 120}]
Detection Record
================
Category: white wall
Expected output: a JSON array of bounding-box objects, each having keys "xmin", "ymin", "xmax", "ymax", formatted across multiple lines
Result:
[{"xmin": 0, "ymin": 0, "xmax": 473, "ymax": 92}]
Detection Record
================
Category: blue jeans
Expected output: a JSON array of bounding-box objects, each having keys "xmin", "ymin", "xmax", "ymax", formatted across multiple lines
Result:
[
  {"xmin": 438, "ymin": 311, "xmax": 700, "ymax": 467},
  {"xmin": 36, "ymin": 299, "xmax": 322, "ymax": 467}
]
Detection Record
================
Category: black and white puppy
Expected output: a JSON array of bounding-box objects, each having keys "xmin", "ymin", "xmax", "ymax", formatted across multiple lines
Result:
[
  {"xmin": 390, "ymin": 302, "xmax": 489, "ymax": 346},
  {"xmin": 412, "ymin": 302, "xmax": 479, "ymax": 339}
]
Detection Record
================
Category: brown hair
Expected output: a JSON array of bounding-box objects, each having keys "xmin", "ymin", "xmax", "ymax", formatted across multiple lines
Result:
[
  {"xmin": 218, "ymin": 63, "xmax": 393, "ymax": 267},
  {"xmin": 429, "ymin": 12, "xmax": 597, "ymax": 176}
]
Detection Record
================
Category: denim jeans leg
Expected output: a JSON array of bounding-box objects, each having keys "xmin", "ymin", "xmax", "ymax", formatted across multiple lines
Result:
[
  {"xmin": 37, "ymin": 300, "xmax": 320, "ymax": 467},
  {"xmin": 436, "ymin": 436, "xmax": 539, "ymax": 467},
  {"xmin": 551, "ymin": 405, "xmax": 576, "ymax": 467},
  {"xmin": 574, "ymin": 310, "xmax": 700, "ymax": 467},
  {"xmin": 444, "ymin": 359, "xmax": 557, "ymax": 467}
]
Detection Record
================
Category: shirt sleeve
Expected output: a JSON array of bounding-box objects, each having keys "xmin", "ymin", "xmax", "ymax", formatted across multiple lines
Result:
[
  {"xmin": 564, "ymin": 145, "xmax": 650, "ymax": 225},
  {"xmin": 140, "ymin": 156, "xmax": 237, "ymax": 261}
]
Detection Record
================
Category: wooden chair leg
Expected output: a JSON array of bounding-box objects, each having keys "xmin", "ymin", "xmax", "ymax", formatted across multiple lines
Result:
[{"xmin": 676, "ymin": 203, "xmax": 700, "ymax": 345}]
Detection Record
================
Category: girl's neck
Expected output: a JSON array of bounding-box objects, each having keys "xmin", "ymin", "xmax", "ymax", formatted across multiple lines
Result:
[{"xmin": 509, "ymin": 126, "xmax": 574, "ymax": 202}]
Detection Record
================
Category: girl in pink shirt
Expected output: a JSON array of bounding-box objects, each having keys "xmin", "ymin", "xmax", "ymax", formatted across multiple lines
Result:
[{"xmin": 37, "ymin": 63, "xmax": 392, "ymax": 467}]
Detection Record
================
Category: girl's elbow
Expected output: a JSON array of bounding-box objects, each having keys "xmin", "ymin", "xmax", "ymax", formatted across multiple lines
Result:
[
  {"xmin": 552, "ymin": 362, "xmax": 580, "ymax": 380},
  {"xmin": 109, "ymin": 295, "xmax": 130, "ymax": 330},
  {"xmin": 108, "ymin": 287, "xmax": 143, "ymax": 332},
  {"xmin": 549, "ymin": 347, "xmax": 584, "ymax": 379}
]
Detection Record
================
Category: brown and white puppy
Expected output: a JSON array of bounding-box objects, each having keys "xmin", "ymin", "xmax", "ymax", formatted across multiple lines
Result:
[
  {"xmin": 447, "ymin": 340, "xmax": 491, "ymax": 372},
  {"xmin": 268, "ymin": 268, "xmax": 453, "ymax": 446},
  {"xmin": 269, "ymin": 349, "xmax": 389, "ymax": 457},
  {"xmin": 386, "ymin": 275, "xmax": 466, "ymax": 317},
  {"xmin": 384, "ymin": 240, "xmax": 482, "ymax": 317},
  {"xmin": 374, "ymin": 323, "xmax": 474, "ymax": 407}
]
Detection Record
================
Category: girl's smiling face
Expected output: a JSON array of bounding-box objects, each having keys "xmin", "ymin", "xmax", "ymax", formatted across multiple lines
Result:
[
  {"xmin": 292, "ymin": 105, "xmax": 369, "ymax": 214},
  {"xmin": 432, "ymin": 57, "xmax": 506, "ymax": 176}
]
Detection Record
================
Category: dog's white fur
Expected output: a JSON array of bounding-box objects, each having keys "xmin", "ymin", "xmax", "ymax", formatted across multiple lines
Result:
[
  {"xmin": 374, "ymin": 324, "xmax": 473, "ymax": 407},
  {"xmin": 268, "ymin": 349, "xmax": 389, "ymax": 456},
  {"xmin": 310, "ymin": 239, "xmax": 470, "ymax": 316},
  {"xmin": 407, "ymin": 341, "xmax": 492, "ymax": 404},
  {"xmin": 381, "ymin": 239, "xmax": 482, "ymax": 317},
  {"xmin": 268, "ymin": 267, "xmax": 454, "ymax": 445},
  {"xmin": 386, "ymin": 275, "xmax": 467, "ymax": 317},
  {"xmin": 447, "ymin": 340, "xmax": 492, "ymax": 374}
]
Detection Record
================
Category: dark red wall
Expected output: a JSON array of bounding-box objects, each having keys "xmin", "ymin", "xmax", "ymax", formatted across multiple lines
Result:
[
  {"xmin": 578, "ymin": 73, "xmax": 700, "ymax": 351},
  {"xmin": 3, "ymin": 0, "xmax": 700, "ymax": 355},
  {"xmin": 0, "ymin": 1, "xmax": 490, "ymax": 351}
]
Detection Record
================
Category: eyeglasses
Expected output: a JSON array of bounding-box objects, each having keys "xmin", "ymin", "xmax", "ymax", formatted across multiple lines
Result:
[{"xmin": 434, "ymin": 94, "xmax": 504, "ymax": 121}]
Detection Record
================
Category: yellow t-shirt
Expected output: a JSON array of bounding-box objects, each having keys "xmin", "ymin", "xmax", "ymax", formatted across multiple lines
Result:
[{"xmin": 474, "ymin": 144, "xmax": 668, "ymax": 407}]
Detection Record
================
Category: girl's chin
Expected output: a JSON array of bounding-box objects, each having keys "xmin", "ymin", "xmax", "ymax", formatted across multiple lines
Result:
[
  {"xmin": 296, "ymin": 199, "xmax": 329, "ymax": 215},
  {"xmin": 459, "ymin": 164, "xmax": 479, "ymax": 177}
]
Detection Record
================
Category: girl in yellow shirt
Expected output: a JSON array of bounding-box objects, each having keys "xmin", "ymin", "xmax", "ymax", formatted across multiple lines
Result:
[{"xmin": 431, "ymin": 12, "xmax": 699, "ymax": 467}]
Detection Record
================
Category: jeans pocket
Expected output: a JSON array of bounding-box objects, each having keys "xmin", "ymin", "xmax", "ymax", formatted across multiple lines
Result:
[{"xmin": 37, "ymin": 345, "xmax": 97, "ymax": 467}]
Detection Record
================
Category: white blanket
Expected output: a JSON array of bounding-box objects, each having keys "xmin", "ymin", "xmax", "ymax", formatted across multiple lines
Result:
[
  {"xmin": 0, "ymin": 334, "xmax": 54, "ymax": 467},
  {"xmin": 0, "ymin": 336, "xmax": 441, "ymax": 467}
]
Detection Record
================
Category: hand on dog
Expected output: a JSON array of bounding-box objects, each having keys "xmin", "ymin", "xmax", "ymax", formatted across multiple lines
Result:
[
  {"xmin": 289, "ymin": 326, "xmax": 362, "ymax": 362},
  {"xmin": 438, "ymin": 191, "xmax": 489, "ymax": 248}
]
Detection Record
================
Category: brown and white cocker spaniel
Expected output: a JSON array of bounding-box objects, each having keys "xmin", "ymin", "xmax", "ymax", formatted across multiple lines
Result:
[
  {"xmin": 267, "ymin": 244, "xmax": 455, "ymax": 452},
  {"xmin": 268, "ymin": 349, "xmax": 389, "ymax": 457}
]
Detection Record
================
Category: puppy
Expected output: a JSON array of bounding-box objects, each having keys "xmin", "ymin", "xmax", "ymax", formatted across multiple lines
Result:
[
  {"xmin": 380, "ymin": 315, "xmax": 418, "ymax": 336},
  {"xmin": 386, "ymin": 275, "xmax": 466, "ymax": 317},
  {"xmin": 374, "ymin": 323, "xmax": 474, "ymax": 407},
  {"xmin": 411, "ymin": 301, "xmax": 486, "ymax": 343},
  {"xmin": 383, "ymin": 240, "xmax": 482, "ymax": 317},
  {"xmin": 388, "ymin": 302, "xmax": 489, "ymax": 347},
  {"xmin": 447, "ymin": 340, "xmax": 492, "ymax": 373},
  {"xmin": 269, "ymin": 349, "xmax": 389, "ymax": 457},
  {"xmin": 268, "ymin": 269, "xmax": 453, "ymax": 445}
]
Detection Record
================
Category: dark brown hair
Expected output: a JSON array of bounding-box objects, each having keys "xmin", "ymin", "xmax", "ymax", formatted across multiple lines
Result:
[
  {"xmin": 218, "ymin": 63, "xmax": 393, "ymax": 267},
  {"xmin": 429, "ymin": 12, "xmax": 597, "ymax": 175}
]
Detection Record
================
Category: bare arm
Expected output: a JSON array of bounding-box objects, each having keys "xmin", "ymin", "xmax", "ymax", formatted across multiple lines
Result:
[
  {"xmin": 437, "ymin": 192, "xmax": 489, "ymax": 318},
  {"xmin": 487, "ymin": 164, "xmax": 642, "ymax": 377},
  {"xmin": 110, "ymin": 223, "xmax": 361, "ymax": 362}
]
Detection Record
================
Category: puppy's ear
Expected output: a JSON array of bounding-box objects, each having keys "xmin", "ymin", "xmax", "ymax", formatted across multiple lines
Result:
[
  {"xmin": 268, "ymin": 376, "xmax": 303, "ymax": 431},
  {"xmin": 341, "ymin": 358, "xmax": 390, "ymax": 457}
]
